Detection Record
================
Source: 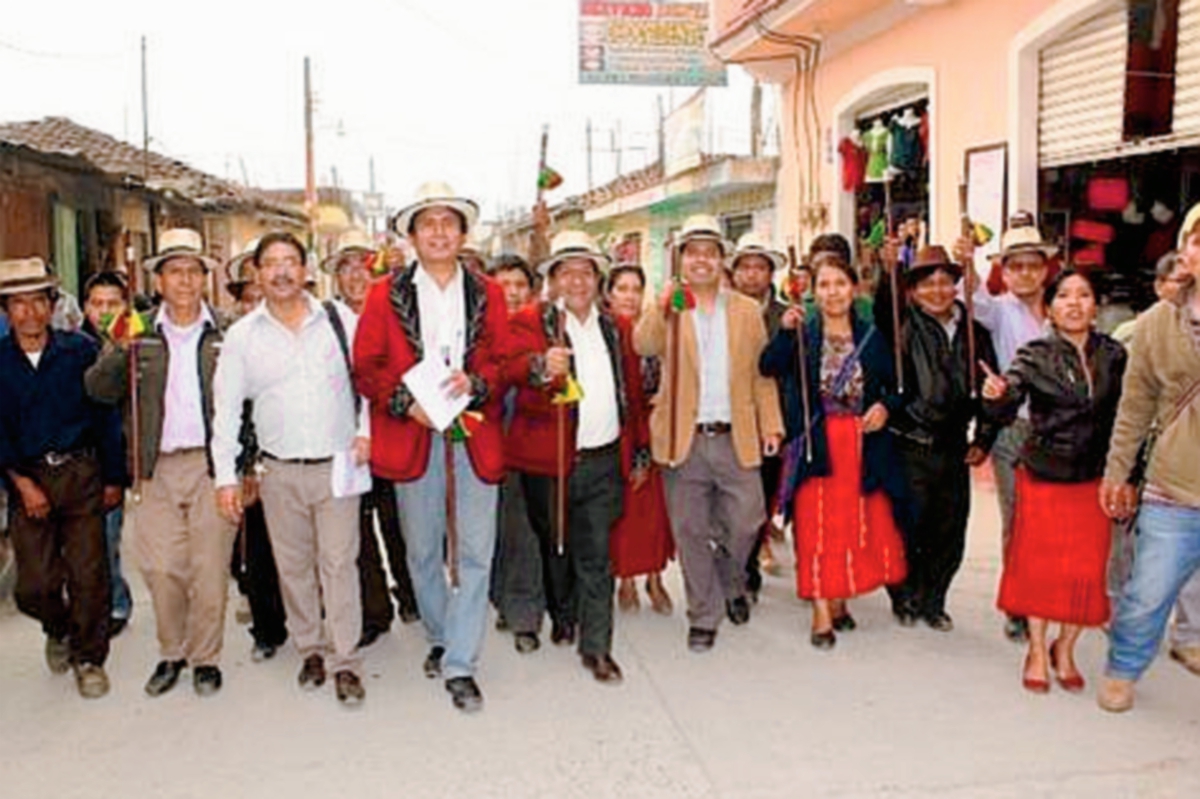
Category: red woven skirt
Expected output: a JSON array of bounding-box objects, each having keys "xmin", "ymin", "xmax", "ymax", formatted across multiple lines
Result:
[
  {"xmin": 793, "ymin": 414, "xmax": 907, "ymax": 600},
  {"xmin": 997, "ymin": 469, "xmax": 1111, "ymax": 626},
  {"xmin": 609, "ymin": 468, "xmax": 674, "ymax": 578}
]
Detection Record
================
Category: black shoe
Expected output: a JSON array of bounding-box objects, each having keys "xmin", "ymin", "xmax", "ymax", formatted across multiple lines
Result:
[
  {"xmin": 298, "ymin": 654, "xmax": 326, "ymax": 690},
  {"xmin": 494, "ymin": 614, "xmax": 510, "ymax": 632},
  {"xmin": 726, "ymin": 597, "xmax": 751, "ymax": 626},
  {"xmin": 1004, "ymin": 616, "xmax": 1029, "ymax": 643},
  {"xmin": 550, "ymin": 620, "xmax": 576, "ymax": 646},
  {"xmin": 581, "ymin": 653, "xmax": 624, "ymax": 684},
  {"xmin": 925, "ymin": 611, "xmax": 954, "ymax": 632},
  {"xmin": 687, "ymin": 627, "xmax": 716, "ymax": 653},
  {"xmin": 810, "ymin": 630, "xmax": 837, "ymax": 650},
  {"xmin": 358, "ymin": 625, "xmax": 388, "ymax": 649},
  {"xmin": 145, "ymin": 659, "xmax": 187, "ymax": 697},
  {"xmin": 251, "ymin": 641, "xmax": 278, "ymax": 662},
  {"xmin": 894, "ymin": 610, "xmax": 919, "ymax": 628},
  {"xmin": 107, "ymin": 615, "xmax": 129, "ymax": 639},
  {"xmin": 398, "ymin": 605, "xmax": 421, "ymax": 625},
  {"xmin": 445, "ymin": 676, "xmax": 483, "ymax": 713},
  {"xmin": 193, "ymin": 665, "xmax": 222, "ymax": 696},
  {"xmin": 335, "ymin": 671, "xmax": 365, "ymax": 706},
  {"xmin": 423, "ymin": 646, "xmax": 446, "ymax": 679},
  {"xmin": 514, "ymin": 632, "xmax": 540, "ymax": 654},
  {"xmin": 832, "ymin": 613, "xmax": 857, "ymax": 632}
]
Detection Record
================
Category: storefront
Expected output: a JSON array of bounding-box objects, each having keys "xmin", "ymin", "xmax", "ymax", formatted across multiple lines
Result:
[{"xmin": 711, "ymin": 0, "xmax": 1200, "ymax": 307}]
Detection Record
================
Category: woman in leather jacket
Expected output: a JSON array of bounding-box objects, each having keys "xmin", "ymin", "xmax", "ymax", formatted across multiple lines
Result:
[{"xmin": 983, "ymin": 269, "xmax": 1127, "ymax": 695}]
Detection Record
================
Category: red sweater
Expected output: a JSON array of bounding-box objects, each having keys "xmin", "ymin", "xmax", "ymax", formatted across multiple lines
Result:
[
  {"xmin": 504, "ymin": 302, "xmax": 649, "ymax": 478},
  {"xmin": 353, "ymin": 265, "xmax": 511, "ymax": 484}
]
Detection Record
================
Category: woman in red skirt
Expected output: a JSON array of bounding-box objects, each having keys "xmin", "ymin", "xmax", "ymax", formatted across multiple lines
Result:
[
  {"xmin": 605, "ymin": 264, "xmax": 674, "ymax": 614},
  {"xmin": 983, "ymin": 269, "xmax": 1127, "ymax": 693},
  {"xmin": 760, "ymin": 253, "xmax": 907, "ymax": 649}
]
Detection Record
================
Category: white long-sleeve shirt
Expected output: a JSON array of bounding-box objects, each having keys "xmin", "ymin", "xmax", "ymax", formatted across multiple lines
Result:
[{"xmin": 211, "ymin": 295, "xmax": 368, "ymax": 488}]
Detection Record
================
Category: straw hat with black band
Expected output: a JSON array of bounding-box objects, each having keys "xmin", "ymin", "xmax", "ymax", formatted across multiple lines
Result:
[
  {"xmin": 0, "ymin": 257, "xmax": 58, "ymax": 297},
  {"xmin": 143, "ymin": 228, "xmax": 220, "ymax": 274},
  {"xmin": 389, "ymin": 181, "xmax": 480, "ymax": 237},
  {"xmin": 539, "ymin": 230, "xmax": 612, "ymax": 278}
]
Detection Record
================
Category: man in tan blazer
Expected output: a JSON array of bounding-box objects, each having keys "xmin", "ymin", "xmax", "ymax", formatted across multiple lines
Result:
[{"xmin": 634, "ymin": 215, "xmax": 783, "ymax": 652}]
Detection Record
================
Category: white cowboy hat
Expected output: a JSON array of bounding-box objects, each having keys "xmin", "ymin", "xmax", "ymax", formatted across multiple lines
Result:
[
  {"xmin": 731, "ymin": 232, "xmax": 786, "ymax": 272},
  {"xmin": 675, "ymin": 214, "xmax": 729, "ymax": 256},
  {"xmin": 319, "ymin": 229, "xmax": 377, "ymax": 274},
  {"xmin": 225, "ymin": 239, "xmax": 259, "ymax": 286},
  {"xmin": 0, "ymin": 257, "xmax": 57, "ymax": 296},
  {"xmin": 539, "ymin": 230, "xmax": 612, "ymax": 277},
  {"xmin": 143, "ymin": 228, "xmax": 220, "ymax": 274},
  {"xmin": 999, "ymin": 223, "xmax": 1057, "ymax": 262},
  {"xmin": 390, "ymin": 181, "xmax": 480, "ymax": 237}
]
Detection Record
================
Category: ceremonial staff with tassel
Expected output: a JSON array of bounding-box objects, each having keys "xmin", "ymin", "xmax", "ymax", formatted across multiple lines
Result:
[
  {"xmin": 883, "ymin": 174, "xmax": 904, "ymax": 394},
  {"xmin": 786, "ymin": 243, "xmax": 813, "ymax": 464},
  {"xmin": 958, "ymin": 178, "xmax": 979, "ymax": 399}
]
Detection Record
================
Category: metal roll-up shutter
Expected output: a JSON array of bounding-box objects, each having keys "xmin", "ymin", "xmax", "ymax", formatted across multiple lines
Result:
[
  {"xmin": 1173, "ymin": 0, "xmax": 1200, "ymax": 139},
  {"xmin": 1039, "ymin": 2, "xmax": 1128, "ymax": 168}
]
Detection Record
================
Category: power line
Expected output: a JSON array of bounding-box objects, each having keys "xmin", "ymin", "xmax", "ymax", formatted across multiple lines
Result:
[{"xmin": 0, "ymin": 39, "xmax": 123, "ymax": 61}]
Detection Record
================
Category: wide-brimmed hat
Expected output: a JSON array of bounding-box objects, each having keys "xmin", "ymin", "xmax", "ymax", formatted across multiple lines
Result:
[
  {"xmin": 0, "ymin": 257, "xmax": 57, "ymax": 296},
  {"xmin": 225, "ymin": 239, "xmax": 259, "ymax": 287},
  {"xmin": 904, "ymin": 245, "xmax": 964, "ymax": 286},
  {"xmin": 319, "ymin": 229, "xmax": 376, "ymax": 274},
  {"xmin": 999, "ymin": 222, "xmax": 1057, "ymax": 262},
  {"xmin": 539, "ymin": 230, "xmax": 612, "ymax": 277},
  {"xmin": 390, "ymin": 181, "xmax": 479, "ymax": 237},
  {"xmin": 675, "ymin": 214, "xmax": 729, "ymax": 256},
  {"xmin": 143, "ymin": 229, "xmax": 220, "ymax": 274},
  {"xmin": 731, "ymin": 232, "xmax": 786, "ymax": 272},
  {"xmin": 1178, "ymin": 202, "xmax": 1200, "ymax": 249}
]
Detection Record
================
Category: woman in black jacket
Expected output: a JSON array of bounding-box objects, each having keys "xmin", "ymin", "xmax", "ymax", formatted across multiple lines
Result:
[
  {"xmin": 761, "ymin": 253, "xmax": 907, "ymax": 650},
  {"xmin": 983, "ymin": 269, "xmax": 1127, "ymax": 694},
  {"xmin": 875, "ymin": 245, "xmax": 1001, "ymax": 632}
]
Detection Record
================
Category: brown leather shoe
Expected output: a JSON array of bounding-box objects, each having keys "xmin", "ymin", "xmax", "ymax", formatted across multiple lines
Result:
[
  {"xmin": 1170, "ymin": 645, "xmax": 1200, "ymax": 676},
  {"xmin": 298, "ymin": 654, "xmax": 326, "ymax": 690},
  {"xmin": 74, "ymin": 663, "xmax": 110, "ymax": 699},
  {"xmin": 581, "ymin": 653, "xmax": 623, "ymax": 684},
  {"xmin": 1097, "ymin": 677, "xmax": 1134, "ymax": 713},
  {"xmin": 335, "ymin": 671, "xmax": 365, "ymax": 706}
]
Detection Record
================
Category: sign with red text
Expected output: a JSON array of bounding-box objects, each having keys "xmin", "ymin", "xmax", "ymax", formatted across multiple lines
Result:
[{"xmin": 579, "ymin": 2, "xmax": 727, "ymax": 87}]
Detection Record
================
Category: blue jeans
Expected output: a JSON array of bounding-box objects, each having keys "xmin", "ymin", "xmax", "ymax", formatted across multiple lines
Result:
[
  {"xmin": 1107, "ymin": 502, "xmax": 1200, "ymax": 681},
  {"xmin": 395, "ymin": 437, "xmax": 498, "ymax": 681},
  {"xmin": 105, "ymin": 505, "xmax": 132, "ymax": 620}
]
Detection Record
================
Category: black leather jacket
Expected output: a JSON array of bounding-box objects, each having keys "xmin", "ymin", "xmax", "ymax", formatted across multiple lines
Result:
[{"xmin": 987, "ymin": 331, "xmax": 1127, "ymax": 482}]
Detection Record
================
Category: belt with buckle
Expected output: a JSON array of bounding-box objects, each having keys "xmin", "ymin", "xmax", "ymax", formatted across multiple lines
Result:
[
  {"xmin": 262, "ymin": 452, "xmax": 333, "ymax": 465},
  {"xmin": 41, "ymin": 448, "xmax": 93, "ymax": 468},
  {"xmin": 695, "ymin": 422, "xmax": 732, "ymax": 437},
  {"xmin": 576, "ymin": 439, "xmax": 620, "ymax": 460}
]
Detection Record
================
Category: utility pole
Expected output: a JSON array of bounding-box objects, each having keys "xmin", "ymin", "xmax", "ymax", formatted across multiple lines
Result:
[
  {"xmin": 304, "ymin": 56, "xmax": 318, "ymax": 261},
  {"xmin": 613, "ymin": 121, "xmax": 622, "ymax": 176},
  {"xmin": 751, "ymin": 81, "xmax": 763, "ymax": 158},
  {"xmin": 586, "ymin": 119, "xmax": 594, "ymax": 190},
  {"xmin": 139, "ymin": 34, "xmax": 153, "ymax": 294},
  {"xmin": 369, "ymin": 156, "xmax": 377, "ymax": 237},
  {"xmin": 657, "ymin": 94, "xmax": 666, "ymax": 166}
]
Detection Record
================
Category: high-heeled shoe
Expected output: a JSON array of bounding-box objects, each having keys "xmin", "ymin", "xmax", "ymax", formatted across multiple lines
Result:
[
  {"xmin": 832, "ymin": 613, "xmax": 857, "ymax": 632},
  {"xmin": 646, "ymin": 578, "xmax": 673, "ymax": 616},
  {"xmin": 810, "ymin": 629, "xmax": 836, "ymax": 650},
  {"xmin": 1022, "ymin": 655, "xmax": 1051, "ymax": 694},
  {"xmin": 1049, "ymin": 640, "xmax": 1086, "ymax": 692},
  {"xmin": 617, "ymin": 580, "xmax": 639, "ymax": 613}
]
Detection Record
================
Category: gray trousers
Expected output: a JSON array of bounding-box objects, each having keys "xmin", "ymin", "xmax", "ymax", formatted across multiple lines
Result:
[
  {"xmin": 991, "ymin": 419, "xmax": 1031, "ymax": 555},
  {"xmin": 1172, "ymin": 570, "xmax": 1200, "ymax": 648},
  {"xmin": 665, "ymin": 433, "xmax": 765, "ymax": 632}
]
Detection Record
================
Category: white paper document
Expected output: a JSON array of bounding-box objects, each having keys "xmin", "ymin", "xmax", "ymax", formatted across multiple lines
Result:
[
  {"xmin": 331, "ymin": 450, "xmax": 372, "ymax": 498},
  {"xmin": 402, "ymin": 357, "xmax": 470, "ymax": 433}
]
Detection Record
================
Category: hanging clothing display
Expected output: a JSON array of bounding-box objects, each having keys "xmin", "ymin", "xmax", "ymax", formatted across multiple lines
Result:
[
  {"xmin": 863, "ymin": 124, "xmax": 890, "ymax": 183},
  {"xmin": 839, "ymin": 137, "xmax": 868, "ymax": 192},
  {"xmin": 889, "ymin": 115, "xmax": 923, "ymax": 172}
]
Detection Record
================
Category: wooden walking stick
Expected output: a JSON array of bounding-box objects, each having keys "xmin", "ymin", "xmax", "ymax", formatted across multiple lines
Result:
[
  {"xmin": 958, "ymin": 178, "xmax": 979, "ymax": 399},
  {"xmin": 126, "ymin": 333, "xmax": 143, "ymax": 504},
  {"xmin": 441, "ymin": 345, "xmax": 460, "ymax": 589},
  {"xmin": 787, "ymin": 243, "xmax": 813, "ymax": 464},
  {"xmin": 666, "ymin": 235, "xmax": 683, "ymax": 467},
  {"xmin": 883, "ymin": 175, "xmax": 904, "ymax": 394},
  {"xmin": 553, "ymin": 307, "xmax": 568, "ymax": 556}
]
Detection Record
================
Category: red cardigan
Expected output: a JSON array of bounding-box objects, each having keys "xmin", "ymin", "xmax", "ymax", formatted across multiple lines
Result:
[
  {"xmin": 504, "ymin": 301, "xmax": 649, "ymax": 478},
  {"xmin": 353, "ymin": 264, "xmax": 511, "ymax": 484}
]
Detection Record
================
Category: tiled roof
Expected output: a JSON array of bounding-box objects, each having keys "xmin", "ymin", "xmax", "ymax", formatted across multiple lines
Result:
[{"xmin": 0, "ymin": 116, "xmax": 303, "ymax": 220}]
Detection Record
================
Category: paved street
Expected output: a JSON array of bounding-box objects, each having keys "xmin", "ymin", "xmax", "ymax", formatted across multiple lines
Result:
[{"xmin": 2, "ymin": 482, "xmax": 1199, "ymax": 799}]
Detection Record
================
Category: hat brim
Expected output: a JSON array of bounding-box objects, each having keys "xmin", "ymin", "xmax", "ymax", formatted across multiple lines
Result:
[
  {"xmin": 319, "ymin": 246, "xmax": 375, "ymax": 274},
  {"xmin": 731, "ymin": 248, "xmax": 786, "ymax": 273},
  {"xmin": 676, "ymin": 232, "xmax": 729, "ymax": 256},
  {"xmin": 390, "ymin": 197, "xmax": 480, "ymax": 237},
  {"xmin": 144, "ymin": 249, "xmax": 219, "ymax": 274},
  {"xmin": 1001, "ymin": 243, "xmax": 1058, "ymax": 262},
  {"xmin": 539, "ymin": 251, "xmax": 612, "ymax": 278},
  {"xmin": 904, "ymin": 262, "xmax": 964, "ymax": 286},
  {"xmin": 0, "ymin": 276, "xmax": 58, "ymax": 296}
]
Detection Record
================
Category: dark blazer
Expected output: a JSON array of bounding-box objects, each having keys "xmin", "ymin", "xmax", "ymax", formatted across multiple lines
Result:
[
  {"xmin": 986, "ymin": 330, "xmax": 1126, "ymax": 483},
  {"xmin": 759, "ymin": 309, "xmax": 904, "ymax": 499}
]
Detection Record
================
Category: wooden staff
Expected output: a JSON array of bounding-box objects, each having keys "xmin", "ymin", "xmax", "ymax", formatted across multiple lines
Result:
[
  {"xmin": 537, "ymin": 124, "xmax": 549, "ymax": 205},
  {"xmin": 553, "ymin": 307, "xmax": 567, "ymax": 556},
  {"xmin": 958, "ymin": 178, "xmax": 979, "ymax": 399},
  {"xmin": 441, "ymin": 346, "xmax": 459, "ymax": 588},
  {"xmin": 666, "ymin": 235, "xmax": 682, "ymax": 466},
  {"xmin": 883, "ymin": 175, "xmax": 904, "ymax": 394},
  {"xmin": 787, "ymin": 243, "xmax": 813, "ymax": 464},
  {"xmin": 127, "ymin": 336, "xmax": 143, "ymax": 503}
]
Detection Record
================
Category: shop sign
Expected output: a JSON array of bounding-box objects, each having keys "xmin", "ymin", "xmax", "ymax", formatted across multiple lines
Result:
[{"xmin": 579, "ymin": 2, "xmax": 728, "ymax": 87}]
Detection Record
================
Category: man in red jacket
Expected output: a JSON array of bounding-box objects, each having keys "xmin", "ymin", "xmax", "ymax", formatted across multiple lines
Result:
[
  {"xmin": 353, "ymin": 182, "xmax": 510, "ymax": 713},
  {"xmin": 502, "ymin": 231, "xmax": 649, "ymax": 683}
]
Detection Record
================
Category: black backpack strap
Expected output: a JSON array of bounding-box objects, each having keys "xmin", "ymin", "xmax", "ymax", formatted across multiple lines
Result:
[{"xmin": 324, "ymin": 300, "xmax": 362, "ymax": 417}]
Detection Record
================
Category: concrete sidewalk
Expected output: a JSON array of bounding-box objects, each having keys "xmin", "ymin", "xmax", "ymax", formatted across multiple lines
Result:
[{"xmin": 1, "ymin": 485, "xmax": 1198, "ymax": 799}]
